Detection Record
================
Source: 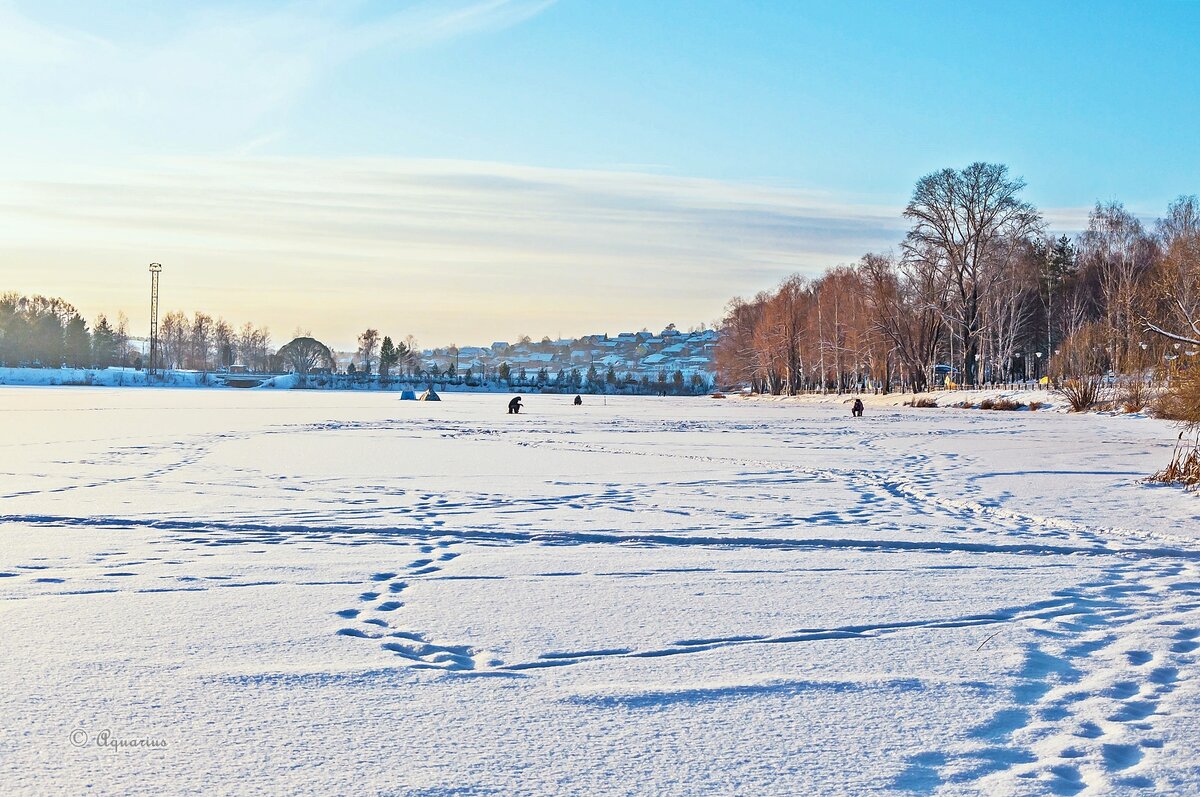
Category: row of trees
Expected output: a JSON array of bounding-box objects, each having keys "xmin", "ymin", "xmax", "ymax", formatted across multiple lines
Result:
[
  {"xmin": 353, "ymin": 329, "xmax": 421, "ymax": 377},
  {"xmin": 717, "ymin": 162, "xmax": 1200, "ymax": 394},
  {"xmin": 158, "ymin": 312, "xmax": 272, "ymax": 372},
  {"xmin": 0, "ymin": 294, "xmax": 277, "ymax": 374},
  {"xmin": 2, "ymin": 303, "xmax": 715, "ymax": 396},
  {"xmin": 490, "ymin": 363, "xmax": 709, "ymax": 394},
  {"xmin": 0, "ymin": 293, "xmax": 133, "ymax": 369}
]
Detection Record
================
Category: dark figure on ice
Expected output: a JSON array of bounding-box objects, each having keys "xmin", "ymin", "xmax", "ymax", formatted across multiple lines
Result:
[
  {"xmin": 508, "ymin": 396, "xmax": 523, "ymax": 414},
  {"xmin": 573, "ymin": 395, "xmax": 583, "ymax": 406},
  {"xmin": 852, "ymin": 398, "xmax": 864, "ymax": 418}
]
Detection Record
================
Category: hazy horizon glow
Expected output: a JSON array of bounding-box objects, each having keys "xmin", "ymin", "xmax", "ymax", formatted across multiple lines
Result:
[
  {"xmin": 2, "ymin": 0, "xmax": 1197, "ymax": 349},
  {"xmin": 1, "ymin": 157, "xmax": 911, "ymax": 349}
]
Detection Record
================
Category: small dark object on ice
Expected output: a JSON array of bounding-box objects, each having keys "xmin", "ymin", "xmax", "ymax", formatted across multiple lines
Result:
[
  {"xmin": 574, "ymin": 395, "xmax": 583, "ymax": 406},
  {"xmin": 508, "ymin": 396, "xmax": 523, "ymax": 414},
  {"xmin": 852, "ymin": 398, "xmax": 864, "ymax": 417}
]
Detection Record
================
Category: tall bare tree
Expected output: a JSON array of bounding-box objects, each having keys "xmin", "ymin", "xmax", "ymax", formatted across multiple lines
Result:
[
  {"xmin": 1077, "ymin": 201, "xmax": 1159, "ymax": 369},
  {"xmin": 190, "ymin": 312, "xmax": 214, "ymax": 371},
  {"xmin": 213, "ymin": 319, "xmax": 235, "ymax": 369},
  {"xmin": 357, "ymin": 328, "xmax": 381, "ymax": 375},
  {"xmin": 1148, "ymin": 195, "xmax": 1200, "ymax": 345},
  {"xmin": 903, "ymin": 162, "xmax": 1043, "ymax": 384},
  {"xmin": 160, "ymin": 311, "xmax": 189, "ymax": 369},
  {"xmin": 858, "ymin": 252, "xmax": 946, "ymax": 392}
]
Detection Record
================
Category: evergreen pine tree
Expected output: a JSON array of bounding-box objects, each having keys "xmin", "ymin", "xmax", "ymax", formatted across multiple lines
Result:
[
  {"xmin": 92, "ymin": 314, "xmax": 116, "ymax": 368},
  {"xmin": 33, "ymin": 313, "xmax": 63, "ymax": 367},
  {"xmin": 63, "ymin": 315, "xmax": 90, "ymax": 368},
  {"xmin": 379, "ymin": 336, "xmax": 398, "ymax": 377}
]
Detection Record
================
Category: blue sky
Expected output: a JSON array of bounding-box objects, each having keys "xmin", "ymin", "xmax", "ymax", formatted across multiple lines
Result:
[
  {"xmin": 2, "ymin": 0, "xmax": 1197, "ymax": 346},
  {"xmin": 303, "ymin": 0, "xmax": 1200, "ymax": 207}
]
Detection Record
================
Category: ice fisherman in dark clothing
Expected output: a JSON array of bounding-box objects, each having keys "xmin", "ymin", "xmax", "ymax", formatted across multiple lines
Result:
[
  {"xmin": 852, "ymin": 398, "xmax": 864, "ymax": 417},
  {"xmin": 508, "ymin": 396, "xmax": 523, "ymax": 414},
  {"xmin": 573, "ymin": 395, "xmax": 583, "ymax": 406}
]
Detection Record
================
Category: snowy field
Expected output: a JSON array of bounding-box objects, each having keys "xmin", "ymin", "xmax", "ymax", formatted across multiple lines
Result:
[{"xmin": 2, "ymin": 387, "xmax": 1199, "ymax": 796}]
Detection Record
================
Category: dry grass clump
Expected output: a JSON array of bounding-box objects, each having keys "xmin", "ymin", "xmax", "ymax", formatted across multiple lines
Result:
[
  {"xmin": 959, "ymin": 400, "xmax": 975, "ymax": 409},
  {"xmin": 1119, "ymin": 379, "xmax": 1153, "ymax": 413},
  {"xmin": 1149, "ymin": 367, "xmax": 1200, "ymax": 488},
  {"xmin": 909, "ymin": 396, "xmax": 939, "ymax": 408},
  {"xmin": 1152, "ymin": 435, "xmax": 1200, "ymax": 489},
  {"xmin": 979, "ymin": 398, "xmax": 1023, "ymax": 411},
  {"xmin": 1028, "ymin": 401, "xmax": 1044, "ymax": 411},
  {"xmin": 1154, "ymin": 368, "xmax": 1200, "ymax": 422},
  {"xmin": 1056, "ymin": 376, "xmax": 1104, "ymax": 412}
]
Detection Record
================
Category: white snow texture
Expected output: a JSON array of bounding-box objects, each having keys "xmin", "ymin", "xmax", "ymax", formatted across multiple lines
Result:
[{"xmin": 1, "ymin": 387, "xmax": 1198, "ymax": 796}]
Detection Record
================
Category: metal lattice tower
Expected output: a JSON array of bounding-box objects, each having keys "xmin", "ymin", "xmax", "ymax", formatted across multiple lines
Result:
[{"xmin": 148, "ymin": 263, "xmax": 162, "ymax": 378}]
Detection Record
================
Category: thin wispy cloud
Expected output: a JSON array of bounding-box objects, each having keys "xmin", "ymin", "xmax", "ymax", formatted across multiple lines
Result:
[
  {"xmin": 0, "ymin": 157, "xmax": 906, "ymax": 346},
  {"xmin": 0, "ymin": 0, "xmax": 557, "ymax": 160}
]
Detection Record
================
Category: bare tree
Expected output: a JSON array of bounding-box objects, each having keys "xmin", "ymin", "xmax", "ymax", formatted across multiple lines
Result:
[
  {"xmin": 234, "ymin": 323, "xmax": 271, "ymax": 371},
  {"xmin": 981, "ymin": 238, "xmax": 1040, "ymax": 381},
  {"xmin": 716, "ymin": 296, "xmax": 769, "ymax": 392},
  {"xmin": 1147, "ymin": 195, "xmax": 1200, "ymax": 346},
  {"xmin": 402, "ymin": 334, "xmax": 420, "ymax": 376},
  {"xmin": 1077, "ymin": 201, "xmax": 1159, "ymax": 369},
  {"xmin": 114, "ymin": 311, "xmax": 130, "ymax": 368},
  {"xmin": 903, "ymin": 162, "xmax": 1043, "ymax": 384},
  {"xmin": 357, "ymin": 328, "xmax": 380, "ymax": 375},
  {"xmin": 858, "ymin": 252, "xmax": 945, "ymax": 392},
  {"xmin": 252, "ymin": 327, "xmax": 271, "ymax": 371},
  {"xmin": 160, "ymin": 311, "xmax": 190, "ymax": 370},
  {"xmin": 213, "ymin": 319, "xmax": 235, "ymax": 369},
  {"xmin": 237, "ymin": 323, "xmax": 256, "ymax": 368},
  {"xmin": 190, "ymin": 312, "xmax": 214, "ymax": 371}
]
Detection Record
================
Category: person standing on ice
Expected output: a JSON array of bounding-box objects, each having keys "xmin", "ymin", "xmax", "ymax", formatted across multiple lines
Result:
[
  {"xmin": 851, "ymin": 398, "xmax": 864, "ymax": 417},
  {"xmin": 573, "ymin": 395, "xmax": 583, "ymax": 406},
  {"xmin": 508, "ymin": 396, "xmax": 523, "ymax": 414}
]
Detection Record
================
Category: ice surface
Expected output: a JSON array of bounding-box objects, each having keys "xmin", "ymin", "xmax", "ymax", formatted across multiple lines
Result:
[{"xmin": 1, "ymin": 387, "xmax": 1199, "ymax": 795}]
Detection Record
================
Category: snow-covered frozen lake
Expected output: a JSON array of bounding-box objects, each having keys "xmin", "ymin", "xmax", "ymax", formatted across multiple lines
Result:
[{"xmin": 2, "ymin": 387, "xmax": 1199, "ymax": 795}]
